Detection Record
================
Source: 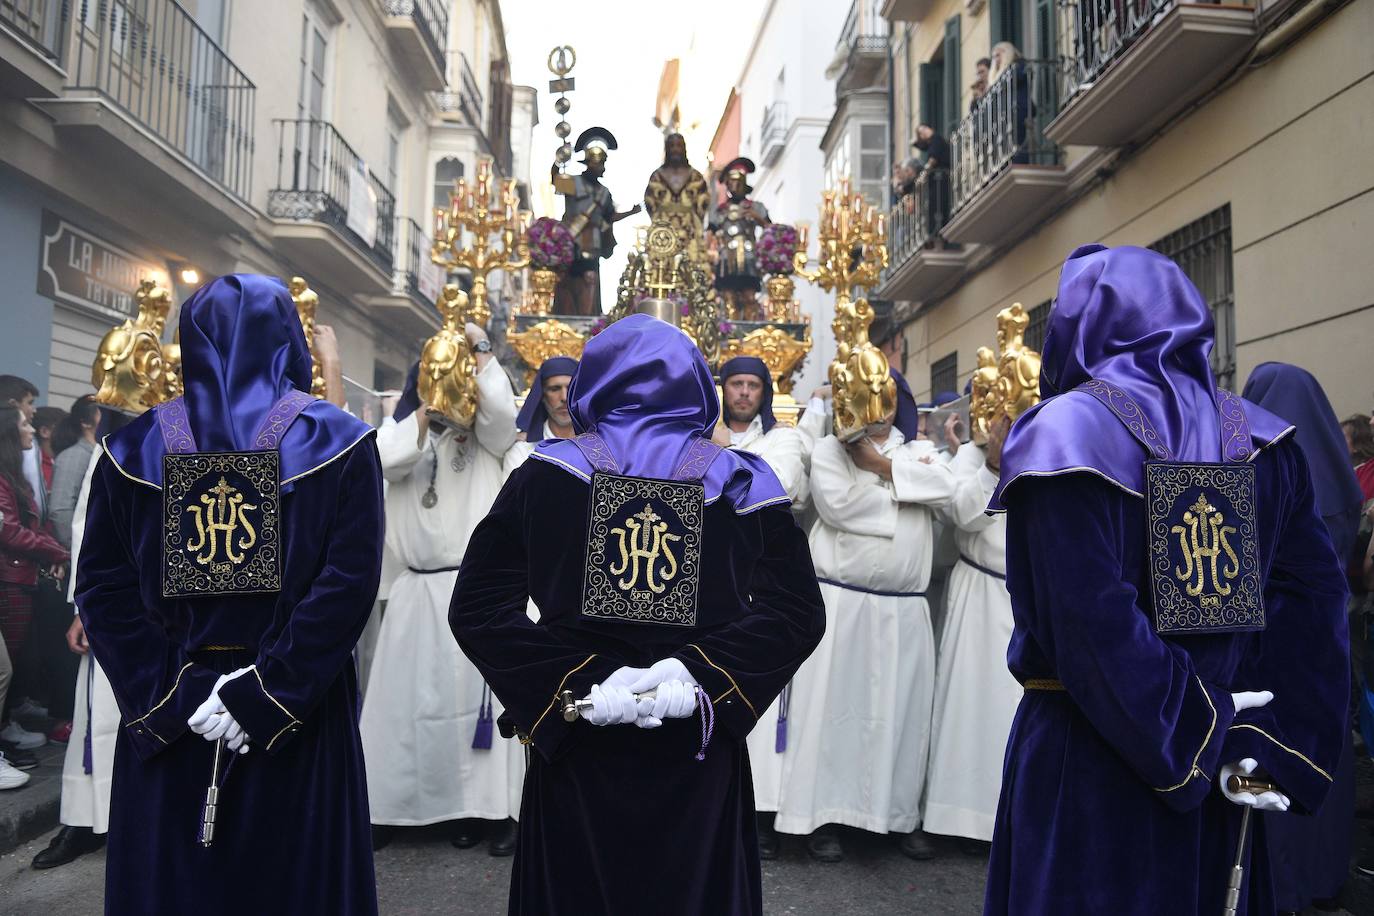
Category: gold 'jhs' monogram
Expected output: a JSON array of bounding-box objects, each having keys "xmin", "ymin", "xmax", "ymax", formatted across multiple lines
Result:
[
  {"xmin": 185, "ymin": 476, "xmax": 258, "ymax": 571},
  {"xmin": 1171, "ymin": 491, "xmax": 1240, "ymax": 603},
  {"xmin": 609, "ymin": 503, "xmax": 682, "ymax": 597}
]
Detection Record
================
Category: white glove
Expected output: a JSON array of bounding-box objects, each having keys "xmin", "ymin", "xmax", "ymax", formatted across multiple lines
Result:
[
  {"xmin": 601, "ymin": 665, "xmax": 648, "ymax": 692},
  {"xmin": 188, "ymin": 666, "xmax": 255, "ymax": 753},
  {"xmin": 1230, "ymin": 690, "xmax": 1274, "ymax": 713},
  {"xmin": 1220, "ymin": 757, "xmax": 1290, "ymax": 812},
  {"xmin": 628, "ymin": 659, "xmax": 700, "ymax": 729},
  {"xmin": 584, "ymin": 683, "xmax": 640, "ymax": 727}
]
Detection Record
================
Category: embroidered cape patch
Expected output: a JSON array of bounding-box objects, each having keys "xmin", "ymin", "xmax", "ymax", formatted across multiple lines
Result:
[
  {"xmin": 1146, "ymin": 461, "xmax": 1264, "ymax": 635},
  {"xmin": 162, "ymin": 451, "xmax": 282, "ymax": 598},
  {"xmin": 581, "ymin": 472, "xmax": 704, "ymax": 627}
]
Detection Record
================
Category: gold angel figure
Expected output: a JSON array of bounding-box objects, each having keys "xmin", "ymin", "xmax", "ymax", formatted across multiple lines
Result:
[
  {"xmin": 418, "ymin": 284, "xmax": 480, "ymax": 428},
  {"xmin": 288, "ymin": 277, "xmax": 327, "ymax": 398},
  {"xmin": 996, "ymin": 303, "xmax": 1042, "ymax": 422}
]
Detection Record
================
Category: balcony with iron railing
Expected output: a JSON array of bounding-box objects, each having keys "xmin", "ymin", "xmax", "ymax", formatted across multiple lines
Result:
[
  {"xmin": 834, "ymin": 0, "xmax": 889, "ymax": 95},
  {"xmin": 760, "ymin": 100, "xmax": 788, "ymax": 167},
  {"xmin": 1045, "ymin": 0, "xmax": 1257, "ymax": 147},
  {"xmin": 380, "ymin": 0, "xmax": 447, "ymax": 92},
  {"xmin": 875, "ymin": 169, "xmax": 970, "ymax": 302},
  {"xmin": 941, "ymin": 58, "xmax": 1069, "ymax": 247},
  {"xmin": 368, "ymin": 216, "xmax": 443, "ymax": 338},
  {"xmin": 268, "ymin": 118, "xmax": 398, "ymax": 291}
]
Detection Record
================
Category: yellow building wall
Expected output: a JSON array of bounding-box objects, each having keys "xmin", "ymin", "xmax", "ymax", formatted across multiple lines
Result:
[{"xmin": 897, "ymin": 0, "xmax": 1374, "ymax": 416}]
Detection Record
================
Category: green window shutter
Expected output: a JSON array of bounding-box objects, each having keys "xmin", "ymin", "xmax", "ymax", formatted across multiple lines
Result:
[
  {"xmin": 919, "ymin": 61, "xmax": 944, "ymax": 134},
  {"xmin": 942, "ymin": 16, "xmax": 961, "ymax": 136},
  {"xmin": 991, "ymin": 0, "xmax": 1023, "ymax": 50}
]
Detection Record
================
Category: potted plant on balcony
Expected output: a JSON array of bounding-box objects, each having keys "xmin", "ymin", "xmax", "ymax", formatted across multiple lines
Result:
[
  {"xmin": 757, "ymin": 223, "xmax": 800, "ymax": 322},
  {"xmin": 525, "ymin": 217, "xmax": 575, "ymax": 315}
]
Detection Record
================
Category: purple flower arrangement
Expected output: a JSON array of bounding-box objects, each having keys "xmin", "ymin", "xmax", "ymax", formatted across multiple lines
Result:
[
  {"xmin": 589, "ymin": 316, "xmax": 610, "ymax": 336},
  {"xmin": 528, "ymin": 217, "xmax": 575, "ymax": 271},
  {"xmin": 757, "ymin": 224, "xmax": 799, "ymax": 275},
  {"xmin": 719, "ymin": 319, "xmax": 735, "ymax": 336}
]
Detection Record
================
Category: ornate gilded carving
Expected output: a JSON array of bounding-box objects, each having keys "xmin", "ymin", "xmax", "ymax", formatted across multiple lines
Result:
[
  {"xmin": 162, "ymin": 330, "xmax": 184, "ymax": 400},
  {"xmin": 506, "ymin": 318, "xmax": 588, "ymax": 388},
  {"xmin": 971, "ymin": 302, "xmax": 1042, "ymax": 443},
  {"xmin": 418, "ymin": 284, "xmax": 480, "ymax": 428},
  {"xmin": 828, "ymin": 296, "xmax": 896, "ymax": 441},
  {"xmin": 432, "ymin": 157, "xmax": 530, "ymax": 328},
  {"xmin": 720, "ymin": 325, "xmax": 812, "ymax": 397},
  {"xmin": 288, "ymin": 277, "xmax": 327, "ymax": 398},
  {"xmin": 92, "ymin": 280, "xmax": 173, "ymax": 413}
]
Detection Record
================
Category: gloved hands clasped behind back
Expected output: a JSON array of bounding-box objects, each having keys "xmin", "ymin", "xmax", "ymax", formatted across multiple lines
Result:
[{"xmin": 584, "ymin": 658, "xmax": 700, "ymax": 729}]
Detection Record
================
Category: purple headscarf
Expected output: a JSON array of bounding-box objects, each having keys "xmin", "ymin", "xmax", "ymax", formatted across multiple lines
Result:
[
  {"xmin": 991, "ymin": 245, "xmax": 1290, "ymax": 510},
  {"xmin": 531, "ymin": 314, "xmax": 788, "ymax": 513},
  {"xmin": 104, "ymin": 274, "xmax": 372, "ymax": 487},
  {"xmin": 719, "ymin": 356, "xmax": 775, "ymax": 433},
  {"xmin": 517, "ymin": 356, "xmax": 579, "ymax": 435},
  {"xmin": 890, "ymin": 369, "xmax": 920, "ymax": 441},
  {"xmin": 393, "ymin": 361, "xmax": 420, "ymax": 421}
]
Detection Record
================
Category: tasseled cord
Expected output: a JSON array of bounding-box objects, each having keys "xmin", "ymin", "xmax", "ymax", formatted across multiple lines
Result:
[{"xmin": 694, "ymin": 686, "xmax": 715, "ymax": 762}]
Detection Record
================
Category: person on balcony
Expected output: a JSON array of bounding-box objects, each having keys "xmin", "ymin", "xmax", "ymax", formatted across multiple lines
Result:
[
  {"xmin": 989, "ymin": 42, "xmax": 1033, "ymax": 165},
  {"xmin": 912, "ymin": 126, "xmax": 952, "ymax": 243}
]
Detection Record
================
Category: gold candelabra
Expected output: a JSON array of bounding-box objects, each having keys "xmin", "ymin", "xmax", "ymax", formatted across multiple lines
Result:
[
  {"xmin": 793, "ymin": 180, "xmax": 893, "ymax": 440},
  {"xmin": 432, "ymin": 157, "xmax": 531, "ymax": 328}
]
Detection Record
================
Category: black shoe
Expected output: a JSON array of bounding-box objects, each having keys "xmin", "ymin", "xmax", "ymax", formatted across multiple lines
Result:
[
  {"xmin": 371, "ymin": 825, "xmax": 395, "ymax": 852},
  {"xmin": 32, "ymin": 826, "xmax": 105, "ymax": 869},
  {"xmin": 488, "ymin": 818, "xmax": 517, "ymax": 857},
  {"xmin": 900, "ymin": 829, "xmax": 938, "ymax": 861},
  {"xmin": 958, "ymin": 838, "xmax": 991, "ymax": 857},
  {"xmin": 3, "ymin": 747, "xmax": 38, "ymax": 770},
  {"xmin": 756, "ymin": 814, "xmax": 780, "ymax": 860},
  {"xmin": 450, "ymin": 819, "xmax": 483, "ymax": 849},
  {"xmin": 806, "ymin": 827, "xmax": 843, "ymax": 863},
  {"xmin": 1358, "ymin": 855, "xmax": 1374, "ymax": 878}
]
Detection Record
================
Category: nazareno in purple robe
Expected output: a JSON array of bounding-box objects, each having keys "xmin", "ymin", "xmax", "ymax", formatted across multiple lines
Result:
[
  {"xmin": 449, "ymin": 316, "xmax": 825, "ymax": 916},
  {"xmin": 77, "ymin": 275, "xmax": 383, "ymax": 916},
  {"xmin": 983, "ymin": 246, "xmax": 1349, "ymax": 916}
]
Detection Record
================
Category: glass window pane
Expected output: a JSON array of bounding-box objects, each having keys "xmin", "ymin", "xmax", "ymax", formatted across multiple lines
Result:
[{"xmin": 860, "ymin": 123, "xmax": 887, "ymax": 149}]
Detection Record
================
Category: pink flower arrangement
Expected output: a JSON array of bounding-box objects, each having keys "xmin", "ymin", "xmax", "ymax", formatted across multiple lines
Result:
[
  {"xmin": 528, "ymin": 217, "xmax": 575, "ymax": 270},
  {"xmin": 588, "ymin": 316, "xmax": 610, "ymax": 336},
  {"xmin": 757, "ymin": 224, "xmax": 799, "ymax": 275}
]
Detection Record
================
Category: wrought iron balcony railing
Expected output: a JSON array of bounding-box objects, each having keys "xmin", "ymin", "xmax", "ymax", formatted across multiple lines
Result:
[
  {"xmin": 1057, "ymin": 0, "xmax": 1216, "ymax": 101},
  {"xmin": 393, "ymin": 216, "xmax": 429, "ymax": 300},
  {"xmin": 838, "ymin": 0, "xmax": 889, "ymax": 56},
  {"xmin": 380, "ymin": 0, "xmax": 447, "ymax": 73},
  {"xmin": 760, "ymin": 100, "xmax": 788, "ymax": 166},
  {"xmin": 3, "ymin": 0, "xmax": 65, "ymax": 61},
  {"xmin": 885, "ymin": 168, "xmax": 952, "ymax": 268},
  {"xmin": 268, "ymin": 118, "xmax": 397, "ymax": 272},
  {"xmin": 458, "ymin": 51, "xmax": 483, "ymax": 124},
  {"xmin": 949, "ymin": 58, "xmax": 1062, "ymax": 214},
  {"xmin": 67, "ymin": 0, "xmax": 256, "ymax": 202}
]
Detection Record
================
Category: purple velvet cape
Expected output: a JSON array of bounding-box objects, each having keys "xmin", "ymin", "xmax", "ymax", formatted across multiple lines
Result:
[
  {"xmin": 449, "ymin": 314, "xmax": 824, "ymax": 915},
  {"xmin": 516, "ymin": 355, "xmax": 579, "ymax": 434},
  {"xmin": 983, "ymin": 246, "xmax": 1349, "ymax": 915},
  {"xmin": 1242, "ymin": 361, "xmax": 1361, "ymax": 911},
  {"xmin": 531, "ymin": 314, "xmax": 788, "ymax": 513},
  {"xmin": 77, "ymin": 275, "xmax": 382, "ymax": 915}
]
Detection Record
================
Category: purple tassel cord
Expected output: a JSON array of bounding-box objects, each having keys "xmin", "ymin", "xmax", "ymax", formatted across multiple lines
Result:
[
  {"xmin": 774, "ymin": 682, "xmax": 791, "ymax": 754},
  {"xmin": 82, "ymin": 655, "xmax": 94, "ymax": 774},
  {"xmin": 472, "ymin": 683, "xmax": 494, "ymax": 750},
  {"xmin": 695, "ymin": 687, "xmax": 715, "ymax": 762}
]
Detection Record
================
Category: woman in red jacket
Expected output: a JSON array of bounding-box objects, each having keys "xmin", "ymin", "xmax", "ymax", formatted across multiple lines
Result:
[{"xmin": 0, "ymin": 406, "xmax": 69, "ymax": 747}]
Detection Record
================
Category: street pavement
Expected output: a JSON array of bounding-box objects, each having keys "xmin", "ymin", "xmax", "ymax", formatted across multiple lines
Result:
[{"xmin": 0, "ymin": 824, "xmax": 989, "ymax": 915}]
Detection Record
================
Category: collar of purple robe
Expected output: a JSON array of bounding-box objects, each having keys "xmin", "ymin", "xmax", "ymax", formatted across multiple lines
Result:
[
  {"xmin": 990, "ymin": 245, "xmax": 1291, "ymax": 511},
  {"xmin": 531, "ymin": 314, "xmax": 789, "ymax": 514},
  {"xmin": 103, "ymin": 274, "xmax": 373, "ymax": 489}
]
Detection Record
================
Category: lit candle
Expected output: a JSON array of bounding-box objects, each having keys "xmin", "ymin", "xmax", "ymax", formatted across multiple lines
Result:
[
  {"xmin": 876, "ymin": 214, "xmax": 886, "ymax": 240},
  {"xmin": 434, "ymin": 208, "xmax": 446, "ymax": 236},
  {"xmin": 797, "ymin": 222, "xmax": 809, "ymax": 249}
]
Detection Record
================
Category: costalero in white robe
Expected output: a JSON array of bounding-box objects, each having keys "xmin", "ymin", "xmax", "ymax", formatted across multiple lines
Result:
[
  {"xmin": 922, "ymin": 444, "xmax": 1019, "ymax": 842},
  {"xmin": 61, "ymin": 444, "xmax": 118, "ymax": 833},
  {"xmin": 774, "ymin": 431, "xmax": 954, "ymax": 835},
  {"xmin": 360, "ymin": 359, "xmax": 523, "ymax": 825},
  {"xmin": 730, "ymin": 414, "xmax": 810, "ymax": 813}
]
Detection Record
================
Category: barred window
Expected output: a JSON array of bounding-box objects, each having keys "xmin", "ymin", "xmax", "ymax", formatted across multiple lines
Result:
[
  {"xmin": 1024, "ymin": 300, "xmax": 1051, "ymax": 354},
  {"xmin": 930, "ymin": 352, "xmax": 958, "ymax": 399},
  {"xmin": 1151, "ymin": 205, "xmax": 1234, "ymax": 389}
]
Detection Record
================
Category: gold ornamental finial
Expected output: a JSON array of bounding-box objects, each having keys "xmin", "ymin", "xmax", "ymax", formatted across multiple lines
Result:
[
  {"xmin": 417, "ymin": 284, "xmax": 480, "ymax": 428},
  {"xmin": 971, "ymin": 302, "xmax": 1042, "ymax": 443},
  {"xmin": 92, "ymin": 280, "xmax": 174, "ymax": 414},
  {"xmin": 288, "ymin": 277, "xmax": 327, "ymax": 398},
  {"xmin": 431, "ymin": 157, "xmax": 529, "ymax": 328}
]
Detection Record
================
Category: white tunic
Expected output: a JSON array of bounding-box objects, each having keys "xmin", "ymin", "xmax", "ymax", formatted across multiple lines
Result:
[
  {"xmin": 62, "ymin": 444, "xmax": 118, "ymax": 833},
  {"xmin": 730, "ymin": 415, "xmax": 810, "ymax": 811},
  {"xmin": 774, "ymin": 432, "xmax": 954, "ymax": 836},
  {"xmin": 360, "ymin": 360, "xmax": 525, "ymax": 825},
  {"xmin": 922, "ymin": 447, "xmax": 1020, "ymax": 842}
]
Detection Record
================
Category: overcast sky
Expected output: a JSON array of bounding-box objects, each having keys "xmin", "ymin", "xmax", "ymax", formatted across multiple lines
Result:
[{"xmin": 504, "ymin": 0, "xmax": 766, "ymax": 305}]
